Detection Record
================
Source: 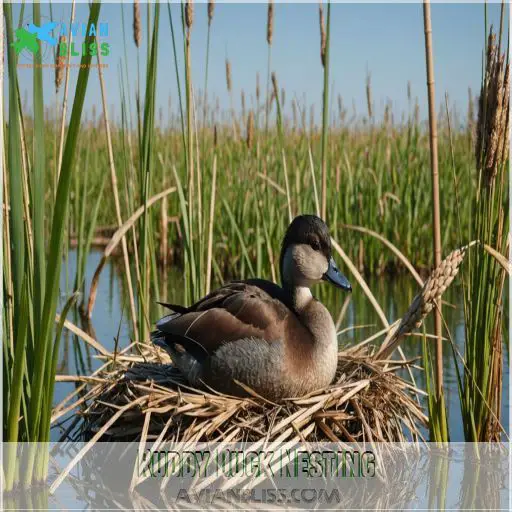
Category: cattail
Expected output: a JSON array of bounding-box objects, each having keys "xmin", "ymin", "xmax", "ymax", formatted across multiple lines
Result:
[
  {"xmin": 376, "ymin": 246, "xmax": 468, "ymax": 360},
  {"xmin": 55, "ymin": 35, "xmax": 66, "ymax": 92},
  {"xmin": 271, "ymin": 72, "xmax": 278, "ymax": 101},
  {"xmin": 133, "ymin": 0, "xmax": 141, "ymax": 48},
  {"xmin": 280, "ymin": 88, "xmax": 285, "ymax": 108},
  {"xmin": 213, "ymin": 124, "xmax": 218, "ymax": 147},
  {"xmin": 225, "ymin": 59, "xmax": 232, "ymax": 92},
  {"xmin": 319, "ymin": 3, "xmax": 326, "ymax": 67},
  {"xmin": 384, "ymin": 102, "xmax": 391, "ymax": 127},
  {"xmin": 366, "ymin": 72, "xmax": 373, "ymax": 120},
  {"xmin": 267, "ymin": 0, "xmax": 274, "ymax": 46},
  {"xmin": 207, "ymin": 0, "xmax": 215, "ymax": 26},
  {"xmin": 475, "ymin": 30, "xmax": 510, "ymax": 185},
  {"xmin": 185, "ymin": 1, "xmax": 194, "ymax": 29},
  {"xmin": 407, "ymin": 80, "xmax": 412, "ymax": 103},
  {"xmin": 291, "ymin": 99, "xmax": 297, "ymax": 129},
  {"xmin": 241, "ymin": 90, "xmax": 246, "ymax": 118},
  {"xmin": 256, "ymin": 73, "xmax": 260, "ymax": 102},
  {"xmin": 246, "ymin": 110, "xmax": 254, "ymax": 149}
]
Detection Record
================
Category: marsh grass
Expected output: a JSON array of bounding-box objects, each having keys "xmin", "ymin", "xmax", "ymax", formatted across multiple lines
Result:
[
  {"xmin": 459, "ymin": 27, "xmax": 509, "ymax": 441},
  {"xmin": 3, "ymin": 0, "xmax": 102, "ymax": 490}
]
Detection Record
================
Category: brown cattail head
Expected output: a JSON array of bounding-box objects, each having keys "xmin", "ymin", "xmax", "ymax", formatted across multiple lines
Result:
[
  {"xmin": 185, "ymin": 1, "xmax": 194, "ymax": 29},
  {"xmin": 246, "ymin": 110, "xmax": 254, "ymax": 149},
  {"xmin": 241, "ymin": 90, "xmax": 246, "ymax": 117},
  {"xmin": 271, "ymin": 72, "xmax": 278, "ymax": 101},
  {"xmin": 319, "ymin": 3, "xmax": 326, "ymax": 67},
  {"xmin": 225, "ymin": 59, "xmax": 232, "ymax": 92},
  {"xmin": 55, "ymin": 35, "xmax": 66, "ymax": 92},
  {"xmin": 475, "ymin": 30, "xmax": 510, "ymax": 186},
  {"xmin": 267, "ymin": 0, "xmax": 274, "ymax": 46},
  {"xmin": 280, "ymin": 88, "xmax": 286, "ymax": 108},
  {"xmin": 407, "ymin": 80, "xmax": 412, "ymax": 103},
  {"xmin": 208, "ymin": 0, "xmax": 215, "ymax": 26},
  {"xmin": 213, "ymin": 124, "xmax": 218, "ymax": 147},
  {"xmin": 133, "ymin": 0, "xmax": 141, "ymax": 48},
  {"xmin": 366, "ymin": 72, "xmax": 373, "ymax": 120},
  {"xmin": 256, "ymin": 72, "xmax": 261, "ymax": 102}
]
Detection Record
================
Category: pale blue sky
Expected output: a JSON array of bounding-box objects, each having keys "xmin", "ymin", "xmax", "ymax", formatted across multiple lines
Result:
[{"xmin": 8, "ymin": 2, "xmax": 508, "ymax": 125}]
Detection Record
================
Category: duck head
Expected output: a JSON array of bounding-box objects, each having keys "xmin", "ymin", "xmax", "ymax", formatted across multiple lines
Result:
[{"xmin": 280, "ymin": 215, "xmax": 352, "ymax": 291}]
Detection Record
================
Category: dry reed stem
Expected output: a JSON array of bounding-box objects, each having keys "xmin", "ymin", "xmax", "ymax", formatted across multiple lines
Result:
[
  {"xmin": 133, "ymin": 0, "xmax": 141, "ymax": 48},
  {"xmin": 205, "ymin": 156, "xmax": 217, "ymax": 294},
  {"xmin": 341, "ymin": 224, "xmax": 424, "ymax": 287},
  {"xmin": 331, "ymin": 238, "xmax": 389, "ymax": 329},
  {"xmin": 422, "ymin": 0, "xmax": 443, "ymax": 397},
  {"xmin": 86, "ymin": 186, "xmax": 176, "ymax": 318},
  {"xmin": 267, "ymin": 0, "xmax": 274, "ymax": 46},
  {"xmin": 55, "ymin": 314, "xmax": 110, "ymax": 356},
  {"xmin": 375, "ymin": 245, "xmax": 467, "ymax": 361}
]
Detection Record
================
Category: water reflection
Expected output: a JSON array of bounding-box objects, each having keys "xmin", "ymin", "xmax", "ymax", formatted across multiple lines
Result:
[{"xmin": 54, "ymin": 250, "xmax": 509, "ymax": 442}]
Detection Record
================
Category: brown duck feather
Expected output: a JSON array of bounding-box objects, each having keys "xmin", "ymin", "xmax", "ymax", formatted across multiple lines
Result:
[{"xmin": 155, "ymin": 280, "xmax": 314, "ymax": 355}]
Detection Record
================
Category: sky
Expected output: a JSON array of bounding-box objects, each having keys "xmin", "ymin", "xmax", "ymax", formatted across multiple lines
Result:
[{"xmin": 6, "ymin": 1, "xmax": 508, "ymax": 126}]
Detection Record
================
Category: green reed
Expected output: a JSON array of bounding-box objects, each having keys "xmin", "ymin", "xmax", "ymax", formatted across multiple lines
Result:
[
  {"xmin": 3, "ymin": 0, "xmax": 102, "ymax": 490},
  {"xmin": 458, "ymin": 24, "xmax": 509, "ymax": 441}
]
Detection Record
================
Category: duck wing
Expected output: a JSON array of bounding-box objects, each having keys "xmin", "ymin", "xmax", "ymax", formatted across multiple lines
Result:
[{"xmin": 153, "ymin": 280, "xmax": 311, "ymax": 357}]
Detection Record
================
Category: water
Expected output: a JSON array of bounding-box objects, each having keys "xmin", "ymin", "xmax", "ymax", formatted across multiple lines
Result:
[{"xmin": 54, "ymin": 249, "xmax": 509, "ymax": 442}]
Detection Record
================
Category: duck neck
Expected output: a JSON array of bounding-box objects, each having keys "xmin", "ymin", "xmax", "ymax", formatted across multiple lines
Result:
[
  {"xmin": 288, "ymin": 284, "xmax": 314, "ymax": 313},
  {"xmin": 284, "ymin": 282, "xmax": 336, "ymax": 349}
]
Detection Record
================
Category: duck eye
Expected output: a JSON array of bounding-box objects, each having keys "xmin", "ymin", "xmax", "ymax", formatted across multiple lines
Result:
[{"xmin": 311, "ymin": 240, "xmax": 321, "ymax": 251}]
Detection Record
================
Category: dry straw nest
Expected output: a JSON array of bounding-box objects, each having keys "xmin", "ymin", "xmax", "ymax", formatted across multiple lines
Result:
[
  {"xmin": 65, "ymin": 246, "xmax": 471, "ymax": 445},
  {"xmin": 77, "ymin": 343, "xmax": 426, "ymax": 444}
]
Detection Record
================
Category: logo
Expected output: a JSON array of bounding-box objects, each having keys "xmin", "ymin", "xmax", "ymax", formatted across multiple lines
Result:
[
  {"xmin": 12, "ymin": 22, "xmax": 58, "ymax": 55},
  {"xmin": 12, "ymin": 20, "xmax": 110, "ymax": 65}
]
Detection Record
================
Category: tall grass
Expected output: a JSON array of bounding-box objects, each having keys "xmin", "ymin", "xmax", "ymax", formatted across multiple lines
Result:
[
  {"xmin": 459, "ymin": 27, "xmax": 509, "ymax": 441},
  {"xmin": 3, "ymin": 0, "xmax": 102, "ymax": 490}
]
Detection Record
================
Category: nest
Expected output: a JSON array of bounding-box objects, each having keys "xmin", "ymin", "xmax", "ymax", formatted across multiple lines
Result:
[
  {"xmin": 54, "ymin": 246, "xmax": 471, "ymax": 445},
  {"xmin": 67, "ymin": 340, "xmax": 427, "ymax": 444}
]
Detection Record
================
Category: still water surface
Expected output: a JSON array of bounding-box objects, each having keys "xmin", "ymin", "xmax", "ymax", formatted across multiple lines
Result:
[{"xmin": 54, "ymin": 250, "xmax": 509, "ymax": 442}]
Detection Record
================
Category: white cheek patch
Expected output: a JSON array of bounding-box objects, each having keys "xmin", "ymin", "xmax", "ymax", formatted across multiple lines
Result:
[{"xmin": 284, "ymin": 244, "xmax": 328, "ymax": 284}]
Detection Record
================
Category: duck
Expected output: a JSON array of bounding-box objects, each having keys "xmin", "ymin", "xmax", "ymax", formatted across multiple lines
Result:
[{"xmin": 152, "ymin": 214, "xmax": 352, "ymax": 401}]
